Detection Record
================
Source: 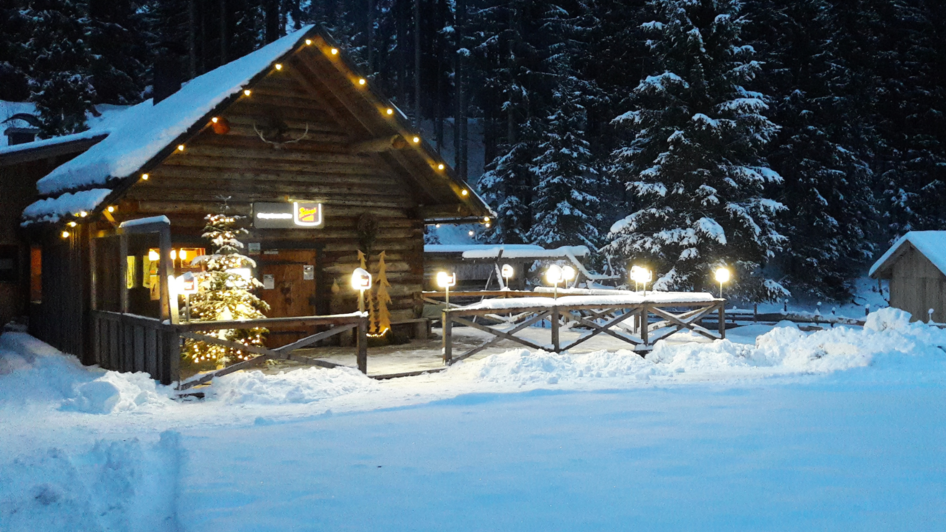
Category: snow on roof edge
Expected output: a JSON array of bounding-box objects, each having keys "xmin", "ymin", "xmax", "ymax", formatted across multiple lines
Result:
[
  {"xmin": 869, "ymin": 231, "xmax": 946, "ymax": 278},
  {"xmin": 33, "ymin": 26, "xmax": 316, "ymax": 198}
]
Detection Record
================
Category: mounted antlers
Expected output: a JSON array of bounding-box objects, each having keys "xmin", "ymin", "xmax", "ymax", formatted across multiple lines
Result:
[{"xmin": 252, "ymin": 120, "xmax": 309, "ymax": 149}]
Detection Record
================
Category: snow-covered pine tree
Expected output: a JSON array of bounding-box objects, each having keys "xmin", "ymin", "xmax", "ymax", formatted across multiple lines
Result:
[
  {"xmin": 85, "ymin": 0, "xmax": 152, "ymax": 104},
  {"xmin": 870, "ymin": 0, "xmax": 946, "ymax": 238},
  {"xmin": 605, "ymin": 0, "xmax": 787, "ymax": 300},
  {"xmin": 0, "ymin": 1, "xmax": 31, "ymax": 101},
  {"xmin": 743, "ymin": 0, "xmax": 878, "ymax": 300},
  {"xmin": 528, "ymin": 51, "xmax": 601, "ymax": 249},
  {"xmin": 23, "ymin": 0, "xmax": 97, "ymax": 136},
  {"xmin": 182, "ymin": 210, "xmax": 270, "ymax": 367}
]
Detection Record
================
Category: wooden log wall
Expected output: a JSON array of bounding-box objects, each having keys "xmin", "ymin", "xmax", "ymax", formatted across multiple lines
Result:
[
  {"xmin": 114, "ymin": 67, "xmax": 426, "ymax": 322},
  {"xmin": 890, "ymin": 247, "xmax": 946, "ymax": 324}
]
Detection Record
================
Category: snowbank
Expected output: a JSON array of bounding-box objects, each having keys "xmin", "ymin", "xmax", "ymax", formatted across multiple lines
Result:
[
  {"xmin": 445, "ymin": 309, "xmax": 946, "ymax": 387},
  {"xmin": 212, "ymin": 366, "xmax": 380, "ymax": 405},
  {"xmin": 0, "ymin": 333, "xmax": 172, "ymax": 414},
  {"xmin": 0, "ymin": 431, "xmax": 182, "ymax": 531}
]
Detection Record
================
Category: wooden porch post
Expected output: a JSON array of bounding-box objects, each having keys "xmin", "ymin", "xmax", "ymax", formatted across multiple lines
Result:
[
  {"xmin": 442, "ymin": 310, "xmax": 452, "ymax": 364},
  {"xmin": 640, "ymin": 304, "xmax": 649, "ymax": 346},
  {"xmin": 718, "ymin": 302, "xmax": 726, "ymax": 339},
  {"xmin": 550, "ymin": 305, "xmax": 560, "ymax": 352},
  {"xmin": 357, "ymin": 315, "xmax": 368, "ymax": 374},
  {"xmin": 157, "ymin": 224, "xmax": 180, "ymax": 324},
  {"xmin": 119, "ymin": 232, "xmax": 129, "ymax": 313}
]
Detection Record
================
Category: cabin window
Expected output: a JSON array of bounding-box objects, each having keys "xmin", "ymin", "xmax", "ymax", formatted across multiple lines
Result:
[
  {"xmin": 30, "ymin": 246, "xmax": 41, "ymax": 303},
  {"xmin": 0, "ymin": 245, "xmax": 18, "ymax": 283}
]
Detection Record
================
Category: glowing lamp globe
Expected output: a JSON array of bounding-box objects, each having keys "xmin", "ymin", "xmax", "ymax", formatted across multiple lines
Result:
[
  {"xmin": 351, "ymin": 268, "xmax": 372, "ymax": 291},
  {"xmin": 546, "ymin": 265, "xmax": 564, "ymax": 285},
  {"xmin": 501, "ymin": 264, "xmax": 514, "ymax": 280},
  {"xmin": 715, "ymin": 267, "xmax": 731, "ymax": 284},
  {"xmin": 177, "ymin": 272, "xmax": 198, "ymax": 295},
  {"xmin": 562, "ymin": 265, "xmax": 577, "ymax": 282},
  {"xmin": 436, "ymin": 271, "xmax": 456, "ymax": 289},
  {"xmin": 630, "ymin": 266, "xmax": 652, "ymax": 285}
]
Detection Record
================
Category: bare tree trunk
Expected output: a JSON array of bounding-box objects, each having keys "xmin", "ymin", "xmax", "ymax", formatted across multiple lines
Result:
[
  {"xmin": 188, "ymin": 0, "xmax": 197, "ymax": 78},
  {"xmin": 367, "ymin": 0, "xmax": 374, "ymax": 73},
  {"xmin": 454, "ymin": 0, "xmax": 465, "ymax": 177},
  {"xmin": 435, "ymin": 0, "xmax": 444, "ymax": 152},
  {"xmin": 219, "ymin": 0, "xmax": 228, "ymax": 64},
  {"xmin": 265, "ymin": 0, "xmax": 279, "ymax": 43},
  {"xmin": 414, "ymin": 0, "xmax": 422, "ymax": 128}
]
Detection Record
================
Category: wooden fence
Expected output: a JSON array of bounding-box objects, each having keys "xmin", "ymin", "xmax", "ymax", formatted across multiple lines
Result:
[
  {"xmin": 441, "ymin": 298, "xmax": 726, "ymax": 365},
  {"xmin": 91, "ymin": 310, "xmax": 369, "ymax": 387}
]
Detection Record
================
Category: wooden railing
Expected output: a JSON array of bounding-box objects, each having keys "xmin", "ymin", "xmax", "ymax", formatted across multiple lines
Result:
[
  {"xmin": 91, "ymin": 310, "xmax": 369, "ymax": 387},
  {"xmin": 441, "ymin": 297, "xmax": 726, "ymax": 365}
]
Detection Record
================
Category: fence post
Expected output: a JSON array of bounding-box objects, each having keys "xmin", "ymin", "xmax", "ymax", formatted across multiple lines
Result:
[
  {"xmin": 551, "ymin": 305, "xmax": 560, "ymax": 352},
  {"xmin": 640, "ymin": 305, "xmax": 649, "ymax": 346},
  {"xmin": 718, "ymin": 303, "xmax": 726, "ymax": 339},
  {"xmin": 442, "ymin": 310, "xmax": 452, "ymax": 365},
  {"xmin": 357, "ymin": 315, "xmax": 368, "ymax": 374}
]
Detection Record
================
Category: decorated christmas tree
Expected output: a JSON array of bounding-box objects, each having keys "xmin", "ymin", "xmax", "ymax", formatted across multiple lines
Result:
[{"xmin": 182, "ymin": 210, "xmax": 269, "ymax": 367}]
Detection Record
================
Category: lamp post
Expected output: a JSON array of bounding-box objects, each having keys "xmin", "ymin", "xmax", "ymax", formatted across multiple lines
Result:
[
  {"xmin": 177, "ymin": 272, "xmax": 197, "ymax": 322},
  {"xmin": 715, "ymin": 267, "xmax": 731, "ymax": 298},
  {"xmin": 437, "ymin": 271, "xmax": 457, "ymax": 308},
  {"xmin": 351, "ymin": 268, "xmax": 372, "ymax": 313},
  {"xmin": 630, "ymin": 266, "xmax": 652, "ymax": 295},
  {"xmin": 546, "ymin": 264, "xmax": 564, "ymax": 299},
  {"xmin": 501, "ymin": 264, "xmax": 514, "ymax": 290}
]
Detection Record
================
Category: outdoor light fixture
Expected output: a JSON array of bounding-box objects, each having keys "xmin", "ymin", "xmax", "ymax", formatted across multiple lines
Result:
[
  {"xmin": 170, "ymin": 249, "xmax": 177, "ymax": 260},
  {"xmin": 715, "ymin": 267, "xmax": 731, "ymax": 298},
  {"xmin": 148, "ymin": 249, "xmax": 160, "ymax": 261},
  {"xmin": 177, "ymin": 144, "xmax": 185, "ymax": 152},
  {"xmin": 630, "ymin": 265, "xmax": 653, "ymax": 295},
  {"xmin": 305, "ymin": 39, "xmax": 313, "ymax": 45},
  {"xmin": 461, "ymin": 190, "xmax": 468, "ymax": 196},
  {"xmin": 438, "ymin": 163, "xmax": 445, "ymax": 170},
  {"xmin": 563, "ymin": 265, "xmax": 577, "ymax": 284},
  {"xmin": 546, "ymin": 264, "xmax": 564, "ymax": 299},
  {"xmin": 274, "ymin": 63, "xmax": 283, "ymax": 70},
  {"xmin": 68, "ymin": 221, "xmax": 77, "ymax": 227},
  {"xmin": 141, "ymin": 173, "xmax": 149, "ymax": 180},
  {"xmin": 243, "ymin": 89, "xmax": 252, "ymax": 96},
  {"xmin": 358, "ymin": 78, "xmax": 366, "ymax": 86},
  {"xmin": 331, "ymin": 48, "xmax": 339, "ymax": 55},
  {"xmin": 61, "ymin": 231, "xmax": 70, "ymax": 239},
  {"xmin": 107, "ymin": 206, "xmax": 115, "ymax": 213},
  {"xmin": 501, "ymin": 264, "xmax": 514, "ymax": 289},
  {"xmin": 437, "ymin": 271, "xmax": 457, "ymax": 307},
  {"xmin": 79, "ymin": 211, "xmax": 88, "ymax": 217},
  {"xmin": 351, "ymin": 268, "xmax": 372, "ymax": 312},
  {"xmin": 386, "ymin": 108, "xmax": 394, "ymax": 115},
  {"xmin": 412, "ymin": 136, "xmax": 420, "ymax": 144}
]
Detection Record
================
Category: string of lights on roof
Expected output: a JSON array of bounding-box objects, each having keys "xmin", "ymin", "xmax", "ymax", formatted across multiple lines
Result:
[{"xmin": 59, "ymin": 34, "xmax": 484, "ymax": 238}]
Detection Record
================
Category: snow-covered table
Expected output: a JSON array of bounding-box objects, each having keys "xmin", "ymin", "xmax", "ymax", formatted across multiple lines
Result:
[{"xmin": 441, "ymin": 293, "xmax": 726, "ymax": 364}]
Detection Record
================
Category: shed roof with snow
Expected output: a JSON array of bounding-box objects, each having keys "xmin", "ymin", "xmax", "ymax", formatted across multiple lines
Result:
[
  {"xmin": 6, "ymin": 25, "xmax": 489, "ymax": 226},
  {"xmin": 869, "ymin": 231, "xmax": 946, "ymax": 279}
]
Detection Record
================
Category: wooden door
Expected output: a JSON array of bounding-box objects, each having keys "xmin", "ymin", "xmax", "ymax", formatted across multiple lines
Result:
[{"xmin": 258, "ymin": 249, "xmax": 317, "ymax": 347}]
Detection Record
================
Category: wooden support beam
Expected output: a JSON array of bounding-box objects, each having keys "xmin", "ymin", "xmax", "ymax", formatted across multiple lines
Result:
[{"xmin": 348, "ymin": 135, "xmax": 408, "ymax": 154}]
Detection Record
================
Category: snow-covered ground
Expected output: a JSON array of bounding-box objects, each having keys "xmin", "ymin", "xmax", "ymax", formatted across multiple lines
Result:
[{"xmin": 2, "ymin": 308, "xmax": 945, "ymax": 531}]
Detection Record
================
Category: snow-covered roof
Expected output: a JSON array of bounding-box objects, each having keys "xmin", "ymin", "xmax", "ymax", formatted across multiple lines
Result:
[
  {"xmin": 19, "ymin": 25, "xmax": 489, "ymax": 227},
  {"xmin": 0, "ymin": 102, "xmax": 130, "ymax": 154},
  {"xmin": 425, "ymin": 244, "xmax": 590, "ymax": 259},
  {"xmin": 33, "ymin": 30, "xmax": 311, "ymax": 198},
  {"xmin": 869, "ymin": 231, "xmax": 946, "ymax": 279}
]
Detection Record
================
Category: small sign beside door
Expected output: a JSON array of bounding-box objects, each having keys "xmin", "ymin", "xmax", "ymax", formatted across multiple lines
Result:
[
  {"xmin": 263, "ymin": 274, "xmax": 275, "ymax": 290},
  {"xmin": 303, "ymin": 265, "xmax": 315, "ymax": 281}
]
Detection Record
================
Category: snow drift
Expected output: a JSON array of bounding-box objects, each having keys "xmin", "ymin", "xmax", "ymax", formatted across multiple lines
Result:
[{"xmin": 0, "ymin": 333, "xmax": 172, "ymax": 414}]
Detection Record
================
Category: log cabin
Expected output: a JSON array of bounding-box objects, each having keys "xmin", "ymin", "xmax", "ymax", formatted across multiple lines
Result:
[
  {"xmin": 4, "ymin": 25, "xmax": 490, "ymax": 369},
  {"xmin": 870, "ymin": 231, "xmax": 946, "ymax": 323}
]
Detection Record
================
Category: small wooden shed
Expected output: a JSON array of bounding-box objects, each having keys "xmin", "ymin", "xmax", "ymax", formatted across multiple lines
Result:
[
  {"xmin": 870, "ymin": 231, "xmax": 946, "ymax": 323},
  {"xmin": 5, "ymin": 25, "xmax": 490, "ymax": 368}
]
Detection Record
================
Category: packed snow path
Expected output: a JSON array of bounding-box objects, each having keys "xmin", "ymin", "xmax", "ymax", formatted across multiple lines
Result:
[{"xmin": 2, "ymin": 308, "xmax": 946, "ymax": 531}]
